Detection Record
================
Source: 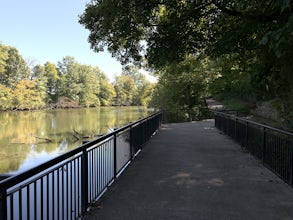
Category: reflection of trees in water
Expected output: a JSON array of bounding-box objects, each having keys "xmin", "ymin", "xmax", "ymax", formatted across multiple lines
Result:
[{"xmin": 0, "ymin": 107, "xmax": 150, "ymax": 174}]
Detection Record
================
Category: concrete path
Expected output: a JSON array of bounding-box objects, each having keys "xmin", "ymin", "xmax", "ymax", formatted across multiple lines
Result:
[{"xmin": 83, "ymin": 120, "xmax": 293, "ymax": 220}]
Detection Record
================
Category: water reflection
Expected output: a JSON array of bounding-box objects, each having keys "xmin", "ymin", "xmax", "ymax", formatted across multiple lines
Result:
[{"xmin": 0, "ymin": 107, "xmax": 151, "ymax": 174}]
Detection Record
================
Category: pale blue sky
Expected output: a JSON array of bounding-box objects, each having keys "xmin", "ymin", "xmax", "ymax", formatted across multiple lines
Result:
[{"xmin": 0, "ymin": 0, "xmax": 122, "ymax": 80}]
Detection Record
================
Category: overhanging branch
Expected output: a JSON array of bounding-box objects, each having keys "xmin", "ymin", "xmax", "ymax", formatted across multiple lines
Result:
[{"xmin": 214, "ymin": 1, "xmax": 292, "ymax": 23}]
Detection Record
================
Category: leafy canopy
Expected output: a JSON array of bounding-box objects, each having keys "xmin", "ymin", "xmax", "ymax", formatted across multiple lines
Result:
[{"xmin": 80, "ymin": 0, "xmax": 293, "ymax": 68}]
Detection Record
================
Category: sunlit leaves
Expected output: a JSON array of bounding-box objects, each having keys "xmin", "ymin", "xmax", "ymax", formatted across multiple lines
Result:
[
  {"xmin": 0, "ymin": 42, "xmax": 155, "ymax": 110},
  {"xmin": 13, "ymin": 80, "xmax": 46, "ymax": 110},
  {"xmin": 151, "ymin": 56, "xmax": 213, "ymax": 120},
  {"xmin": 0, "ymin": 45, "xmax": 30, "ymax": 87}
]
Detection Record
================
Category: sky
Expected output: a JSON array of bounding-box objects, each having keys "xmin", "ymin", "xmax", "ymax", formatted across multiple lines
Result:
[{"xmin": 0, "ymin": 0, "xmax": 123, "ymax": 80}]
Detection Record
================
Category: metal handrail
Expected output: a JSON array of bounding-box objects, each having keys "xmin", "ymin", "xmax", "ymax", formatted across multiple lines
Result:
[
  {"xmin": 0, "ymin": 112, "xmax": 163, "ymax": 220},
  {"xmin": 213, "ymin": 110, "xmax": 293, "ymax": 187},
  {"xmin": 0, "ymin": 112, "xmax": 161, "ymax": 187},
  {"xmin": 213, "ymin": 110, "xmax": 293, "ymax": 136}
]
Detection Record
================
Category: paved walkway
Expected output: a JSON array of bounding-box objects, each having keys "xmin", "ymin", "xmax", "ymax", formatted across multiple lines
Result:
[{"xmin": 83, "ymin": 120, "xmax": 293, "ymax": 220}]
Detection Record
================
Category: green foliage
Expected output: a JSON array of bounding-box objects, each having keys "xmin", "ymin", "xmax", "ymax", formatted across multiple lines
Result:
[
  {"xmin": 80, "ymin": 0, "xmax": 293, "ymax": 126},
  {"xmin": 57, "ymin": 56, "xmax": 101, "ymax": 107},
  {"xmin": 151, "ymin": 56, "xmax": 213, "ymax": 121},
  {"xmin": 99, "ymin": 79, "xmax": 116, "ymax": 106},
  {"xmin": 0, "ymin": 45, "xmax": 30, "ymax": 88},
  {"xmin": 0, "ymin": 84, "xmax": 13, "ymax": 110},
  {"xmin": 13, "ymin": 80, "xmax": 46, "ymax": 110},
  {"xmin": 113, "ymin": 66, "xmax": 155, "ymax": 106},
  {"xmin": 44, "ymin": 62, "xmax": 59, "ymax": 102},
  {"xmin": 0, "ymin": 43, "xmax": 152, "ymax": 111},
  {"xmin": 0, "ymin": 43, "xmax": 8, "ymax": 74},
  {"xmin": 114, "ymin": 75, "xmax": 136, "ymax": 106}
]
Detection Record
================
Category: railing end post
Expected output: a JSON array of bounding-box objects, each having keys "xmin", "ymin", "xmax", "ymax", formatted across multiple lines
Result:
[
  {"xmin": 81, "ymin": 149, "xmax": 89, "ymax": 214},
  {"xmin": 0, "ymin": 188, "xmax": 7, "ymax": 220}
]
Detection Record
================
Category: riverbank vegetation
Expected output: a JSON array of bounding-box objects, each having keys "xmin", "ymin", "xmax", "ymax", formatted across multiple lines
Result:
[
  {"xmin": 0, "ymin": 43, "xmax": 154, "ymax": 110},
  {"xmin": 80, "ymin": 1, "xmax": 293, "ymax": 129}
]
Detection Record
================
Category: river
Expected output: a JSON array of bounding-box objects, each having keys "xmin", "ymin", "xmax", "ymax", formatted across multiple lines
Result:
[{"xmin": 0, "ymin": 106, "xmax": 152, "ymax": 174}]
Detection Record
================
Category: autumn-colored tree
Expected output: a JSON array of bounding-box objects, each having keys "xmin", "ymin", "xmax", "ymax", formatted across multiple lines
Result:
[
  {"xmin": 0, "ymin": 84, "xmax": 13, "ymax": 110},
  {"xmin": 13, "ymin": 80, "xmax": 46, "ymax": 110}
]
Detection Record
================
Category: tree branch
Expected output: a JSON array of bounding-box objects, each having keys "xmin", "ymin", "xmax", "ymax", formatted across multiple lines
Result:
[{"xmin": 214, "ymin": 1, "xmax": 292, "ymax": 23}]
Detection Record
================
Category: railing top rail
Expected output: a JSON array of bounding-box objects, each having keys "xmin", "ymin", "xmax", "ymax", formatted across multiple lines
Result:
[
  {"xmin": 213, "ymin": 110, "xmax": 293, "ymax": 137},
  {"xmin": 0, "ymin": 112, "xmax": 162, "ymax": 189}
]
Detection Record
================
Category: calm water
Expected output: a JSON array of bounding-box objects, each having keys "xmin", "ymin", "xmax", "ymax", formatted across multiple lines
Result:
[{"xmin": 0, "ymin": 107, "xmax": 152, "ymax": 174}]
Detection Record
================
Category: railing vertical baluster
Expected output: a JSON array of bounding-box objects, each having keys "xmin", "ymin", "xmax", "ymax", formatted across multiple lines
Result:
[
  {"xmin": 245, "ymin": 121, "xmax": 248, "ymax": 149},
  {"xmin": 130, "ymin": 126, "xmax": 133, "ymax": 160},
  {"xmin": 52, "ymin": 170, "xmax": 55, "ymax": 220},
  {"xmin": 27, "ymin": 185, "xmax": 30, "ymax": 220},
  {"xmin": 77, "ymin": 158, "xmax": 81, "ymax": 217},
  {"xmin": 71, "ymin": 161, "xmax": 74, "ymax": 220},
  {"xmin": 65, "ymin": 164, "xmax": 69, "ymax": 220},
  {"xmin": 94, "ymin": 148, "xmax": 97, "ymax": 199},
  {"xmin": 34, "ymin": 181, "xmax": 37, "ymax": 220},
  {"xmin": 10, "ymin": 194, "xmax": 14, "ymax": 220},
  {"xmin": 47, "ymin": 175, "xmax": 49, "ymax": 220},
  {"xmin": 81, "ymin": 149, "xmax": 89, "ymax": 214},
  {"xmin": 289, "ymin": 139, "xmax": 293, "ymax": 186},
  {"xmin": 40, "ymin": 177, "xmax": 43, "ymax": 220},
  {"xmin": 57, "ymin": 169, "xmax": 61, "ymax": 220},
  {"xmin": 90, "ymin": 150, "xmax": 93, "ymax": 202},
  {"xmin": 0, "ymin": 188, "xmax": 7, "ymax": 220},
  {"xmin": 98, "ymin": 146, "xmax": 101, "ymax": 193},
  {"xmin": 113, "ymin": 132, "xmax": 117, "ymax": 178},
  {"xmin": 234, "ymin": 118, "xmax": 236, "ymax": 139},
  {"xmin": 262, "ymin": 127, "xmax": 266, "ymax": 164},
  {"xmin": 61, "ymin": 166, "xmax": 65, "ymax": 220},
  {"xmin": 19, "ymin": 189, "xmax": 22, "ymax": 220}
]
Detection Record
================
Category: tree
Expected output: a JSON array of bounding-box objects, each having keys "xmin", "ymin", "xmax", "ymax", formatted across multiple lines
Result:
[
  {"xmin": 151, "ymin": 56, "xmax": 213, "ymax": 121},
  {"xmin": 77, "ymin": 65, "xmax": 100, "ymax": 107},
  {"xmin": 13, "ymin": 79, "xmax": 46, "ymax": 110},
  {"xmin": 114, "ymin": 75, "xmax": 136, "ymax": 106},
  {"xmin": 57, "ymin": 57, "xmax": 101, "ymax": 107},
  {"xmin": 80, "ymin": 1, "xmax": 292, "ymax": 68},
  {"xmin": 0, "ymin": 84, "xmax": 13, "ymax": 110},
  {"xmin": 0, "ymin": 46, "xmax": 30, "ymax": 87},
  {"xmin": 120, "ymin": 65, "xmax": 155, "ymax": 106},
  {"xmin": 44, "ymin": 62, "xmax": 59, "ymax": 103},
  {"xmin": 80, "ymin": 0, "xmax": 293, "ymax": 126},
  {"xmin": 99, "ymin": 77, "xmax": 116, "ymax": 106},
  {"xmin": 0, "ymin": 43, "xmax": 8, "ymax": 75},
  {"xmin": 32, "ymin": 64, "xmax": 45, "ymax": 80}
]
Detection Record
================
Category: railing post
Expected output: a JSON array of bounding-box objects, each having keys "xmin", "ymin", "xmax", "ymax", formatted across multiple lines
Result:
[
  {"xmin": 262, "ymin": 127, "xmax": 266, "ymax": 164},
  {"xmin": 129, "ymin": 125, "xmax": 133, "ymax": 160},
  {"xmin": 141, "ymin": 121, "xmax": 145, "ymax": 148},
  {"xmin": 235, "ymin": 118, "xmax": 238, "ymax": 141},
  {"xmin": 290, "ymin": 140, "xmax": 293, "ymax": 186},
  {"xmin": 245, "ymin": 121, "xmax": 249, "ymax": 149},
  {"xmin": 0, "ymin": 188, "xmax": 7, "ymax": 220},
  {"xmin": 81, "ymin": 149, "xmax": 89, "ymax": 213},
  {"xmin": 113, "ymin": 131, "xmax": 117, "ymax": 178}
]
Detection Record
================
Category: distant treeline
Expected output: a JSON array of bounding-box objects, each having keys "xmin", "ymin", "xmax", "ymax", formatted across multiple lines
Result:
[{"xmin": 0, "ymin": 43, "xmax": 155, "ymax": 111}]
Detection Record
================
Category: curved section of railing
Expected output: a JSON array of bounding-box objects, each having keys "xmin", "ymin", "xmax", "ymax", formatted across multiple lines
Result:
[
  {"xmin": 0, "ymin": 112, "xmax": 162, "ymax": 220},
  {"xmin": 214, "ymin": 111, "xmax": 293, "ymax": 187}
]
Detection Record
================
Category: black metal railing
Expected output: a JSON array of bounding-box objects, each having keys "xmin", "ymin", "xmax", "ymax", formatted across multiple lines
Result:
[
  {"xmin": 0, "ymin": 112, "xmax": 162, "ymax": 220},
  {"xmin": 214, "ymin": 111, "xmax": 293, "ymax": 187}
]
